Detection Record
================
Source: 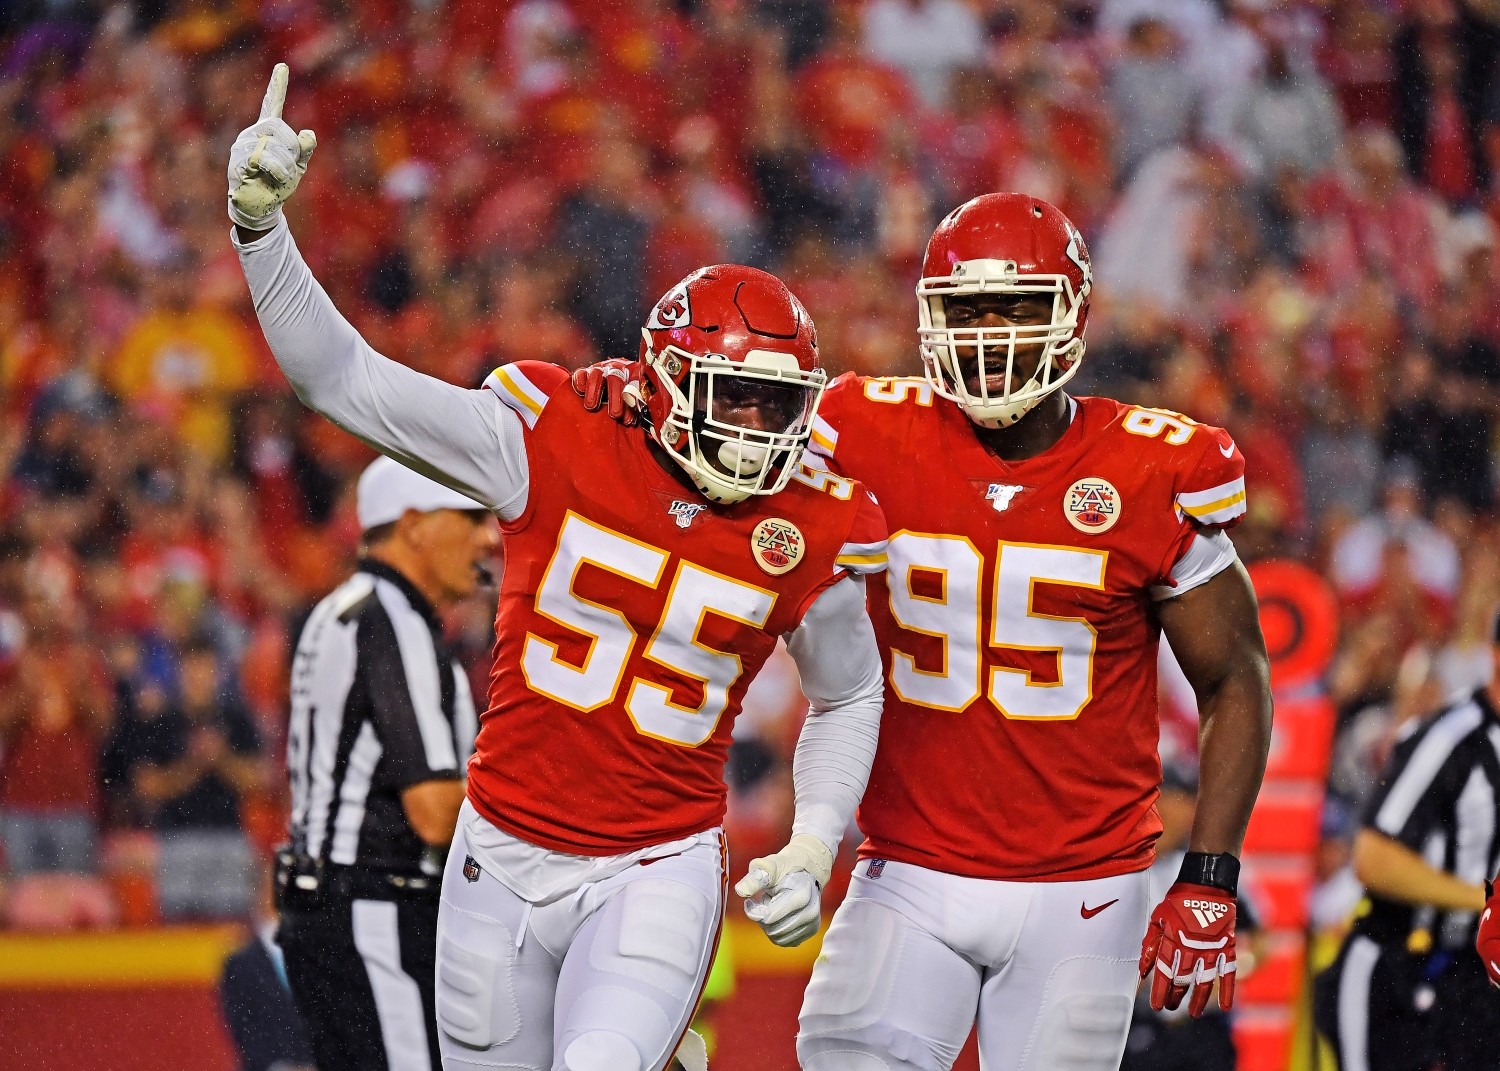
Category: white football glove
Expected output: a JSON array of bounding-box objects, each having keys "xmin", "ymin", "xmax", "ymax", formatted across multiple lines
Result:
[
  {"xmin": 227, "ymin": 63, "xmax": 317, "ymax": 231},
  {"xmin": 670, "ymin": 1027, "xmax": 708, "ymax": 1071},
  {"xmin": 734, "ymin": 833, "xmax": 833, "ymax": 948}
]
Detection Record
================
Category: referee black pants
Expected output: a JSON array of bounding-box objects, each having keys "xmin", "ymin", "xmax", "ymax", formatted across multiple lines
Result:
[
  {"xmin": 279, "ymin": 894, "xmax": 441, "ymax": 1071},
  {"xmin": 1313, "ymin": 932, "xmax": 1500, "ymax": 1071}
]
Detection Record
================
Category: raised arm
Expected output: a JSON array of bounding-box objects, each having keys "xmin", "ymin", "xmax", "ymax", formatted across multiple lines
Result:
[
  {"xmin": 228, "ymin": 64, "xmax": 529, "ymax": 520},
  {"xmin": 734, "ymin": 575, "xmax": 884, "ymax": 947}
]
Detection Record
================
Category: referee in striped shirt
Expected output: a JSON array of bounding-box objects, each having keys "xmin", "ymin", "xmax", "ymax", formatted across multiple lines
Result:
[
  {"xmin": 277, "ymin": 457, "xmax": 497, "ymax": 1071},
  {"xmin": 1314, "ymin": 612, "xmax": 1500, "ymax": 1071}
]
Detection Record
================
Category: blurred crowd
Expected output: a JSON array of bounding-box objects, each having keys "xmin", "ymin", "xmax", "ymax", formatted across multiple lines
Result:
[{"xmin": 0, "ymin": 0, "xmax": 1498, "ymax": 968}]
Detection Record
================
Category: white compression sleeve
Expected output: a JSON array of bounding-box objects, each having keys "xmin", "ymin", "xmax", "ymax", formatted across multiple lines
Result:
[
  {"xmin": 784, "ymin": 575, "xmax": 884, "ymax": 857},
  {"xmin": 232, "ymin": 218, "xmax": 530, "ymax": 521}
]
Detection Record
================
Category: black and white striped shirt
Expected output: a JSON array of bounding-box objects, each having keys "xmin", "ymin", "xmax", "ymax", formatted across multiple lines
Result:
[
  {"xmin": 1359, "ymin": 688, "xmax": 1500, "ymax": 949},
  {"xmin": 287, "ymin": 560, "xmax": 478, "ymax": 875}
]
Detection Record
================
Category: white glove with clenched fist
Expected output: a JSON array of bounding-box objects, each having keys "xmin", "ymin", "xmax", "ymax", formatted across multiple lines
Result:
[
  {"xmin": 735, "ymin": 833, "xmax": 833, "ymax": 948},
  {"xmin": 227, "ymin": 63, "xmax": 317, "ymax": 231}
]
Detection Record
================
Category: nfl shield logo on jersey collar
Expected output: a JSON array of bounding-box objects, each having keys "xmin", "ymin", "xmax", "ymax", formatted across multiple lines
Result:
[
  {"xmin": 1064, "ymin": 477, "xmax": 1121, "ymax": 533},
  {"xmin": 668, "ymin": 500, "xmax": 709, "ymax": 529},
  {"xmin": 751, "ymin": 518, "xmax": 804, "ymax": 575}
]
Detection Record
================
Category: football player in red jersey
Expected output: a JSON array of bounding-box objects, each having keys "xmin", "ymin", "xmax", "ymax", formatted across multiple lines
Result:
[
  {"xmin": 228, "ymin": 67, "xmax": 889, "ymax": 1071},
  {"xmin": 578, "ymin": 193, "xmax": 1273, "ymax": 1070}
]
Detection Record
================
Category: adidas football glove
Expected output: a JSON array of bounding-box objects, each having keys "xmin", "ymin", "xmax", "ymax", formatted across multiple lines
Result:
[
  {"xmin": 735, "ymin": 833, "xmax": 833, "ymax": 948},
  {"xmin": 571, "ymin": 359, "xmax": 644, "ymax": 427},
  {"xmin": 1478, "ymin": 879, "xmax": 1500, "ymax": 988},
  {"xmin": 1140, "ymin": 882, "xmax": 1237, "ymax": 1016},
  {"xmin": 227, "ymin": 63, "xmax": 317, "ymax": 231}
]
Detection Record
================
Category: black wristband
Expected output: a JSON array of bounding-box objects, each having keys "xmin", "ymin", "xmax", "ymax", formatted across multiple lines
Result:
[{"xmin": 1176, "ymin": 851, "xmax": 1240, "ymax": 895}]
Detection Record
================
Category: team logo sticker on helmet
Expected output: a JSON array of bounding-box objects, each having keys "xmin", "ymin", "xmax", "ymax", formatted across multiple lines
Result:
[
  {"xmin": 647, "ymin": 279, "xmax": 693, "ymax": 330},
  {"xmin": 1064, "ymin": 477, "xmax": 1121, "ymax": 534},
  {"xmin": 751, "ymin": 518, "xmax": 804, "ymax": 575}
]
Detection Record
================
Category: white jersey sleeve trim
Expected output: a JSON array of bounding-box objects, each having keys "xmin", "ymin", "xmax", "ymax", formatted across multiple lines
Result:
[
  {"xmin": 808, "ymin": 414, "xmax": 838, "ymax": 459},
  {"xmin": 484, "ymin": 364, "xmax": 551, "ymax": 430},
  {"xmin": 1175, "ymin": 476, "xmax": 1247, "ymax": 526},
  {"xmin": 834, "ymin": 538, "xmax": 889, "ymax": 576},
  {"xmin": 784, "ymin": 576, "xmax": 884, "ymax": 856},
  {"xmin": 1151, "ymin": 529, "xmax": 1238, "ymax": 601}
]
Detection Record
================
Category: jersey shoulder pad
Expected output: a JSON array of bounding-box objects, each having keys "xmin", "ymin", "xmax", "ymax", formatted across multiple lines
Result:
[
  {"xmin": 809, "ymin": 373, "xmax": 937, "ymax": 464},
  {"xmin": 782, "ymin": 465, "xmax": 889, "ymax": 576},
  {"xmin": 834, "ymin": 483, "xmax": 889, "ymax": 576},
  {"xmin": 1105, "ymin": 402, "xmax": 1247, "ymax": 529},
  {"xmin": 483, "ymin": 361, "xmax": 570, "ymax": 429}
]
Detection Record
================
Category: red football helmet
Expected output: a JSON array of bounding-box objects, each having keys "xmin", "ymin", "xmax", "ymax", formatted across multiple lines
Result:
[
  {"xmin": 917, "ymin": 193, "xmax": 1093, "ymax": 428},
  {"xmin": 639, "ymin": 265, "xmax": 826, "ymax": 504}
]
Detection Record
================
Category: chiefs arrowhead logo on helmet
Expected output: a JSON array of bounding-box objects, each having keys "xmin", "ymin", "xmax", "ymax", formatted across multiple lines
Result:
[
  {"xmin": 917, "ymin": 194, "xmax": 1092, "ymax": 430},
  {"xmin": 638, "ymin": 266, "xmax": 827, "ymax": 505},
  {"xmin": 647, "ymin": 280, "xmax": 693, "ymax": 330}
]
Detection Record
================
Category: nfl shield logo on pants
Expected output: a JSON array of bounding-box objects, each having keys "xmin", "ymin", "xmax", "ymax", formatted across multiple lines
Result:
[{"xmin": 463, "ymin": 855, "xmax": 481, "ymax": 882}]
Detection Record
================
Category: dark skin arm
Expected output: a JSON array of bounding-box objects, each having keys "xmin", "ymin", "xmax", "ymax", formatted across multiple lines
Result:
[
  {"xmin": 1156, "ymin": 558, "xmax": 1273, "ymax": 855},
  {"xmin": 402, "ymin": 779, "xmax": 466, "ymax": 845}
]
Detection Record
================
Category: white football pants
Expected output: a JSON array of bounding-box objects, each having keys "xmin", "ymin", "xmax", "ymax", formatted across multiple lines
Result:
[
  {"xmin": 798, "ymin": 858, "xmax": 1150, "ymax": 1071},
  {"xmin": 434, "ymin": 822, "xmax": 725, "ymax": 1071}
]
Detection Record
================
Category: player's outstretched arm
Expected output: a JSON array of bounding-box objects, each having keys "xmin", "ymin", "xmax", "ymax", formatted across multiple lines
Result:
[
  {"xmin": 229, "ymin": 66, "xmax": 528, "ymax": 520},
  {"xmin": 735, "ymin": 576, "xmax": 884, "ymax": 947}
]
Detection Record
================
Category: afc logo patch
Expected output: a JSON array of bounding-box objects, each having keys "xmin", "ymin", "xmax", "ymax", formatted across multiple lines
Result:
[
  {"xmin": 668, "ymin": 500, "xmax": 708, "ymax": 529},
  {"xmin": 1064, "ymin": 477, "xmax": 1121, "ymax": 534},
  {"xmin": 751, "ymin": 518, "xmax": 804, "ymax": 575},
  {"xmin": 463, "ymin": 855, "xmax": 481, "ymax": 883},
  {"xmin": 867, "ymin": 859, "xmax": 886, "ymax": 879}
]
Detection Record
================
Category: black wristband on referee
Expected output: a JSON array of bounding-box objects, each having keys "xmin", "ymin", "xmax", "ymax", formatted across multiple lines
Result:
[{"xmin": 1177, "ymin": 851, "xmax": 1240, "ymax": 895}]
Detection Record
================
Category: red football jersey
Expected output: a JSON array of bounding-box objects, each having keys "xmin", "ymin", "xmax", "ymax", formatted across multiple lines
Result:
[
  {"xmin": 809, "ymin": 375, "xmax": 1246, "ymax": 881},
  {"xmin": 469, "ymin": 362, "xmax": 888, "ymax": 855}
]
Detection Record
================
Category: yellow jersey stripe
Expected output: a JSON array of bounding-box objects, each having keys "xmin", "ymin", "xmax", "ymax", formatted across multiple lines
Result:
[
  {"xmin": 493, "ymin": 366, "xmax": 544, "ymax": 418},
  {"xmin": 1181, "ymin": 490, "xmax": 1247, "ymax": 519}
]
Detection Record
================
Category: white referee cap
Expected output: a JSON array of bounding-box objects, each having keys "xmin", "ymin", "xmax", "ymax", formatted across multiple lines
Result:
[{"xmin": 356, "ymin": 456, "xmax": 486, "ymax": 530}]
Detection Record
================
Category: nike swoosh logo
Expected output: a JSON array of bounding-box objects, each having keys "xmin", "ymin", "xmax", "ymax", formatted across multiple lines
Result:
[
  {"xmin": 1219, "ymin": 441, "xmax": 1235, "ymax": 458},
  {"xmin": 1081, "ymin": 899, "xmax": 1119, "ymax": 919}
]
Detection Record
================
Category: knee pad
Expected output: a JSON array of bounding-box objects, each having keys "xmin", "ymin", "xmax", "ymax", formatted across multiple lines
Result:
[
  {"xmin": 1033, "ymin": 993, "xmax": 1132, "ymax": 1071},
  {"xmin": 562, "ymin": 1030, "xmax": 641, "ymax": 1071}
]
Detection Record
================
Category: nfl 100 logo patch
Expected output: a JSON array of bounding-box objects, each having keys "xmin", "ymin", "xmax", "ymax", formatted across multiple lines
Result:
[
  {"xmin": 668, "ymin": 500, "xmax": 708, "ymax": 529},
  {"xmin": 986, "ymin": 483, "xmax": 1024, "ymax": 513},
  {"xmin": 1063, "ymin": 477, "xmax": 1121, "ymax": 534}
]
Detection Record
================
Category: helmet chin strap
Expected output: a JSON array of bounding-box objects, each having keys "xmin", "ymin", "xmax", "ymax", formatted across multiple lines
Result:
[{"xmin": 961, "ymin": 369, "xmax": 1046, "ymax": 429}]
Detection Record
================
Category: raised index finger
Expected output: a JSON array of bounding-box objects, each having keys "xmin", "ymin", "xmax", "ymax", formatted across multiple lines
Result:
[{"xmin": 259, "ymin": 63, "xmax": 289, "ymax": 121}]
